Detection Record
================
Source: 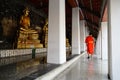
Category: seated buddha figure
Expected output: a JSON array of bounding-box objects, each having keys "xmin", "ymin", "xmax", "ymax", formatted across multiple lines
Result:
[
  {"xmin": 20, "ymin": 7, "xmax": 30, "ymax": 30},
  {"xmin": 17, "ymin": 7, "xmax": 43, "ymax": 49},
  {"xmin": 19, "ymin": 7, "xmax": 38, "ymax": 34}
]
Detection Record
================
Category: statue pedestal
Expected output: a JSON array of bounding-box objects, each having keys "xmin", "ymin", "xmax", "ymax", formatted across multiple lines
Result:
[{"xmin": 17, "ymin": 28, "xmax": 43, "ymax": 49}]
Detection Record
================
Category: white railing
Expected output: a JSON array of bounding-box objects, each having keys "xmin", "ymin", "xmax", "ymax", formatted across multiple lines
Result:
[{"xmin": 0, "ymin": 47, "xmax": 71, "ymax": 58}]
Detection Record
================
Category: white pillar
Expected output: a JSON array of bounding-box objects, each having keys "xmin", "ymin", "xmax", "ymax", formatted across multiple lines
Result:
[
  {"xmin": 85, "ymin": 26, "xmax": 89, "ymax": 37},
  {"xmin": 108, "ymin": 0, "xmax": 120, "ymax": 79},
  {"xmin": 47, "ymin": 0, "xmax": 66, "ymax": 64},
  {"xmin": 101, "ymin": 22, "xmax": 108, "ymax": 60},
  {"xmin": 80, "ymin": 20, "xmax": 86, "ymax": 52},
  {"xmin": 72, "ymin": 7, "xmax": 80, "ymax": 55},
  {"xmin": 85, "ymin": 26, "xmax": 89, "ymax": 50},
  {"xmin": 95, "ymin": 29, "xmax": 102, "ymax": 59}
]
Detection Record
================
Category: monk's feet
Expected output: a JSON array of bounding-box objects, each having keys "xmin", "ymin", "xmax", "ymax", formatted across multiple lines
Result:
[{"xmin": 87, "ymin": 56, "xmax": 90, "ymax": 59}]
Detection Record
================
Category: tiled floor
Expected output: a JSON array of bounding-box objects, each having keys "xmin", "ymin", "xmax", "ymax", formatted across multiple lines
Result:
[{"xmin": 54, "ymin": 54, "xmax": 109, "ymax": 80}]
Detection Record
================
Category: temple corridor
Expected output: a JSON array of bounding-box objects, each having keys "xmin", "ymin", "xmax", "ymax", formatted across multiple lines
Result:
[{"xmin": 54, "ymin": 54, "xmax": 109, "ymax": 80}]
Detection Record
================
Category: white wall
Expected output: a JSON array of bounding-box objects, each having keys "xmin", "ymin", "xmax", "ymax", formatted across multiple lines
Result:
[
  {"xmin": 72, "ymin": 7, "xmax": 80, "ymax": 55},
  {"xmin": 80, "ymin": 20, "xmax": 86, "ymax": 52},
  {"xmin": 85, "ymin": 26, "xmax": 89, "ymax": 50},
  {"xmin": 101, "ymin": 22, "xmax": 108, "ymax": 60},
  {"xmin": 85, "ymin": 26, "xmax": 89, "ymax": 37},
  {"xmin": 95, "ymin": 29, "xmax": 102, "ymax": 59},
  {"xmin": 108, "ymin": 0, "xmax": 120, "ymax": 79}
]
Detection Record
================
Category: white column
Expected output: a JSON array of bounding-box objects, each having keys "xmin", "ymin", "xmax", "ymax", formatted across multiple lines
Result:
[
  {"xmin": 95, "ymin": 29, "xmax": 102, "ymax": 59},
  {"xmin": 85, "ymin": 26, "xmax": 89, "ymax": 50},
  {"xmin": 80, "ymin": 20, "xmax": 86, "ymax": 52},
  {"xmin": 85, "ymin": 26, "xmax": 89, "ymax": 37},
  {"xmin": 47, "ymin": 0, "xmax": 66, "ymax": 64},
  {"xmin": 101, "ymin": 22, "xmax": 108, "ymax": 60},
  {"xmin": 108, "ymin": 0, "xmax": 120, "ymax": 79},
  {"xmin": 72, "ymin": 7, "xmax": 80, "ymax": 55}
]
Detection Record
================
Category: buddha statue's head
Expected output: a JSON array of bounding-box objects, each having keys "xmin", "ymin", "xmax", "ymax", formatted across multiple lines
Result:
[{"xmin": 23, "ymin": 7, "xmax": 30, "ymax": 16}]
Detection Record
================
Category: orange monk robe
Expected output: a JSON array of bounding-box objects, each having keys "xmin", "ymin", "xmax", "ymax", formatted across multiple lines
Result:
[{"xmin": 85, "ymin": 35, "xmax": 94, "ymax": 54}]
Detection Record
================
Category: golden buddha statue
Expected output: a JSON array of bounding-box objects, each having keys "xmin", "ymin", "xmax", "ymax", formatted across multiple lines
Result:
[
  {"xmin": 20, "ymin": 7, "xmax": 30, "ymax": 30},
  {"xmin": 19, "ymin": 7, "xmax": 37, "ymax": 33},
  {"xmin": 42, "ymin": 19, "xmax": 48, "ymax": 48},
  {"xmin": 17, "ymin": 7, "xmax": 43, "ymax": 49}
]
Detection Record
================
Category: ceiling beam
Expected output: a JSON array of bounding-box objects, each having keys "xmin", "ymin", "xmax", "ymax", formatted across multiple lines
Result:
[
  {"xmin": 79, "ymin": 3, "xmax": 101, "ymax": 18},
  {"xmin": 100, "ymin": 0, "xmax": 107, "ymax": 18},
  {"xmin": 89, "ymin": 0, "xmax": 93, "ymax": 24},
  {"xmin": 100, "ymin": 0, "xmax": 107, "ymax": 23},
  {"xmin": 67, "ymin": 0, "xmax": 78, "ymax": 7}
]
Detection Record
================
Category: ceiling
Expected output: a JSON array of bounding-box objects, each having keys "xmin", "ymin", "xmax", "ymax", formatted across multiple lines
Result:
[
  {"xmin": 26, "ymin": 0, "xmax": 107, "ymax": 39},
  {"xmin": 67, "ymin": 0, "xmax": 107, "ymax": 38}
]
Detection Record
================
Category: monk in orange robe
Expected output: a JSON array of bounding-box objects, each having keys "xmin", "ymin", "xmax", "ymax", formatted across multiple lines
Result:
[{"xmin": 85, "ymin": 34, "xmax": 94, "ymax": 59}]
